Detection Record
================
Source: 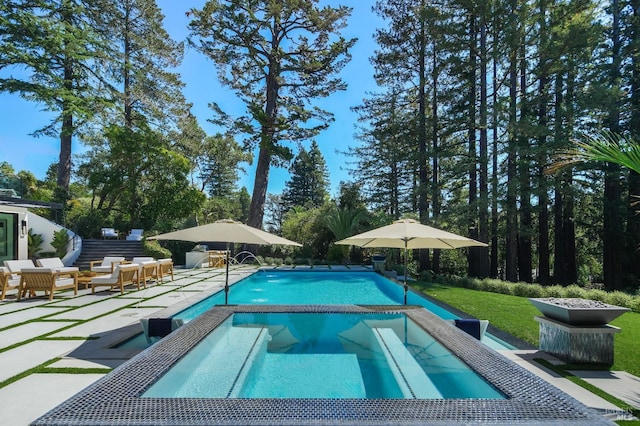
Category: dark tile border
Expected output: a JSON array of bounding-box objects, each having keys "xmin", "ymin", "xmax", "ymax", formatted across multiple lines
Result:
[{"xmin": 33, "ymin": 305, "xmax": 613, "ymax": 425}]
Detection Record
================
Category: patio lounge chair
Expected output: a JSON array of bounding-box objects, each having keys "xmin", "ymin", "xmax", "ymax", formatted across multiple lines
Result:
[
  {"xmin": 101, "ymin": 227, "xmax": 119, "ymax": 239},
  {"xmin": 17, "ymin": 268, "xmax": 78, "ymax": 301},
  {"xmin": 36, "ymin": 257, "xmax": 79, "ymax": 277},
  {"xmin": 90, "ymin": 256, "xmax": 125, "ymax": 274},
  {"xmin": 4, "ymin": 260, "xmax": 38, "ymax": 299},
  {"xmin": 4, "ymin": 259, "xmax": 37, "ymax": 277},
  {"xmin": 90, "ymin": 264, "xmax": 141, "ymax": 294},
  {"xmin": 0, "ymin": 266, "xmax": 20, "ymax": 300},
  {"xmin": 126, "ymin": 229, "xmax": 144, "ymax": 241},
  {"xmin": 157, "ymin": 258, "xmax": 174, "ymax": 283},
  {"xmin": 129, "ymin": 257, "xmax": 158, "ymax": 284}
]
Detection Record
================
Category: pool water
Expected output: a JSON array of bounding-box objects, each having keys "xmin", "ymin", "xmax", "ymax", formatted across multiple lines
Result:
[
  {"xmin": 118, "ymin": 271, "xmax": 515, "ymax": 351},
  {"xmin": 171, "ymin": 270, "xmax": 514, "ymax": 351},
  {"xmin": 179, "ymin": 270, "xmax": 455, "ymax": 320},
  {"xmin": 142, "ymin": 312, "xmax": 506, "ymax": 400}
]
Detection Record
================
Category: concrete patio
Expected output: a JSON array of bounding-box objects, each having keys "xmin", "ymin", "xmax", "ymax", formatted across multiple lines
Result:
[{"xmin": 0, "ymin": 265, "xmax": 637, "ymax": 425}]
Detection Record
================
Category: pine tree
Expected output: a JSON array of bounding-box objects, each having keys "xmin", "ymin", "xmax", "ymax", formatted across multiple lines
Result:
[
  {"xmin": 282, "ymin": 141, "xmax": 329, "ymax": 211},
  {"xmin": 0, "ymin": 0, "xmax": 112, "ymax": 192},
  {"xmin": 188, "ymin": 0, "xmax": 355, "ymax": 229}
]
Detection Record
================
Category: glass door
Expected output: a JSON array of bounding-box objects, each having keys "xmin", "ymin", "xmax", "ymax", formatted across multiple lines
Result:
[{"xmin": 0, "ymin": 212, "xmax": 17, "ymax": 263}]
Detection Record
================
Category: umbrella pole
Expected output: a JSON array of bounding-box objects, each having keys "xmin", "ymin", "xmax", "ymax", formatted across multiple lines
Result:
[
  {"xmin": 403, "ymin": 242, "xmax": 408, "ymax": 305},
  {"xmin": 224, "ymin": 243, "xmax": 230, "ymax": 305}
]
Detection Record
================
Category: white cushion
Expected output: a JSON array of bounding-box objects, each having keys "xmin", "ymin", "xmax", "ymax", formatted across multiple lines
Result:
[
  {"xmin": 91, "ymin": 275, "xmax": 118, "ymax": 285},
  {"xmin": 53, "ymin": 278, "xmax": 75, "ymax": 288},
  {"xmin": 36, "ymin": 258, "xmax": 65, "ymax": 268},
  {"xmin": 100, "ymin": 257, "xmax": 125, "ymax": 267},
  {"xmin": 91, "ymin": 257, "xmax": 124, "ymax": 273},
  {"xmin": 4, "ymin": 260, "xmax": 37, "ymax": 279},
  {"xmin": 131, "ymin": 257, "xmax": 154, "ymax": 265},
  {"xmin": 55, "ymin": 266, "xmax": 79, "ymax": 274}
]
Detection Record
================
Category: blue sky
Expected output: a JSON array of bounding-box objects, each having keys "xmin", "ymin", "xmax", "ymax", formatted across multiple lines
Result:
[{"xmin": 0, "ymin": 1, "xmax": 381, "ymax": 197}]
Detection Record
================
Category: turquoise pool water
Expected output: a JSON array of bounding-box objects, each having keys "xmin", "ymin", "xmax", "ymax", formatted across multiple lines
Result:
[
  {"xmin": 142, "ymin": 312, "xmax": 506, "ymax": 400},
  {"xmin": 117, "ymin": 270, "xmax": 514, "ymax": 351},
  {"xmin": 171, "ymin": 270, "xmax": 514, "ymax": 351},
  {"xmin": 180, "ymin": 270, "xmax": 455, "ymax": 320}
]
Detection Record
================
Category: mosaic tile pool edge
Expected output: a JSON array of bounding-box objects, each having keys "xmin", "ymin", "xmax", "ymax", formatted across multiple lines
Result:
[{"xmin": 33, "ymin": 305, "xmax": 613, "ymax": 425}]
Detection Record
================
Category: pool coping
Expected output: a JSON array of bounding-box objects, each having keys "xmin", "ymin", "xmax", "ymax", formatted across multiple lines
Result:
[{"xmin": 33, "ymin": 305, "xmax": 613, "ymax": 425}]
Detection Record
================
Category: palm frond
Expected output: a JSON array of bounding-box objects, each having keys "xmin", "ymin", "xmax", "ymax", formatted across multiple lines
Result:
[{"xmin": 547, "ymin": 130, "xmax": 640, "ymax": 175}]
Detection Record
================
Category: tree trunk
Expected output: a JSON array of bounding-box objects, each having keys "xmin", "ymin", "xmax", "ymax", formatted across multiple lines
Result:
[
  {"xmin": 431, "ymin": 41, "xmax": 440, "ymax": 274},
  {"xmin": 505, "ymin": 3, "xmax": 519, "ymax": 282},
  {"xmin": 604, "ymin": 0, "xmax": 624, "ymax": 290},
  {"xmin": 518, "ymin": 45, "xmax": 533, "ymax": 283},
  {"xmin": 57, "ymin": 5, "xmax": 73, "ymax": 192},
  {"xmin": 490, "ymin": 15, "xmax": 499, "ymax": 278},
  {"xmin": 477, "ymin": 5, "xmax": 489, "ymax": 278},
  {"xmin": 467, "ymin": 11, "xmax": 480, "ymax": 278},
  {"xmin": 536, "ymin": 0, "xmax": 550, "ymax": 285},
  {"xmin": 417, "ymin": 0, "xmax": 430, "ymax": 273},
  {"xmin": 247, "ymin": 21, "xmax": 280, "ymax": 229},
  {"xmin": 247, "ymin": 146, "xmax": 271, "ymax": 229},
  {"xmin": 626, "ymin": 0, "xmax": 640, "ymax": 287}
]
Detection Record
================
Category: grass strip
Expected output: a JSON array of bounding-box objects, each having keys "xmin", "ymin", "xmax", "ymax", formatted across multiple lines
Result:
[
  {"xmin": 41, "ymin": 367, "xmax": 112, "ymax": 374},
  {"xmin": 535, "ymin": 358, "xmax": 640, "ymax": 424},
  {"xmin": 0, "ymin": 358, "xmax": 59, "ymax": 389}
]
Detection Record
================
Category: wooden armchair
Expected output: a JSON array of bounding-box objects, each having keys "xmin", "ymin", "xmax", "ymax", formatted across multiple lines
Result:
[
  {"xmin": 17, "ymin": 268, "xmax": 78, "ymax": 301},
  {"xmin": 90, "ymin": 264, "xmax": 140, "ymax": 294},
  {"xmin": 90, "ymin": 257, "xmax": 125, "ymax": 274},
  {"xmin": 157, "ymin": 258, "xmax": 174, "ymax": 283},
  {"xmin": 0, "ymin": 266, "xmax": 20, "ymax": 300}
]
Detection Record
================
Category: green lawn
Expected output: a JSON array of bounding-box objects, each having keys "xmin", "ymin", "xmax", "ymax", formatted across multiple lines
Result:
[{"xmin": 414, "ymin": 281, "xmax": 640, "ymax": 378}]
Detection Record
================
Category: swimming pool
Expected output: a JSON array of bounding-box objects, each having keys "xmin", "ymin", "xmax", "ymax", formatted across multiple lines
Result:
[
  {"xmin": 35, "ymin": 305, "xmax": 608, "ymax": 425},
  {"xmin": 142, "ymin": 312, "xmax": 505, "ymax": 399}
]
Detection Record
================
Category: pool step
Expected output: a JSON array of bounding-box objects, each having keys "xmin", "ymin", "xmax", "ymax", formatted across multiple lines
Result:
[
  {"xmin": 372, "ymin": 328, "xmax": 443, "ymax": 399},
  {"xmin": 142, "ymin": 326, "xmax": 269, "ymax": 398},
  {"xmin": 239, "ymin": 353, "xmax": 367, "ymax": 398}
]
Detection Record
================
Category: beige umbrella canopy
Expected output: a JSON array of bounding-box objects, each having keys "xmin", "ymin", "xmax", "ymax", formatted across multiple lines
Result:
[
  {"xmin": 336, "ymin": 219, "xmax": 487, "ymax": 304},
  {"xmin": 147, "ymin": 219, "xmax": 301, "ymax": 246},
  {"xmin": 148, "ymin": 219, "xmax": 301, "ymax": 304}
]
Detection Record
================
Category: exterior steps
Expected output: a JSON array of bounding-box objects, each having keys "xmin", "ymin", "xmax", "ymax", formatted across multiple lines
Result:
[{"xmin": 74, "ymin": 239, "xmax": 145, "ymax": 271}]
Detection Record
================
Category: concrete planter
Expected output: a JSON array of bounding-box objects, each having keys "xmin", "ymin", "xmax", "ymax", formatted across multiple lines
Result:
[{"xmin": 529, "ymin": 298, "xmax": 629, "ymax": 326}]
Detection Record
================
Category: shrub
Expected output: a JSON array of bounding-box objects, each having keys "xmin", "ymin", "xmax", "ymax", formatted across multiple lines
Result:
[
  {"xmin": 51, "ymin": 228, "xmax": 70, "ymax": 258},
  {"xmin": 143, "ymin": 240, "xmax": 172, "ymax": 260},
  {"xmin": 419, "ymin": 270, "xmax": 435, "ymax": 282},
  {"xmin": 512, "ymin": 282, "xmax": 544, "ymax": 298},
  {"xmin": 586, "ymin": 289, "xmax": 608, "ymax": 302},
  {"xmin": 274, "ymin": 258, "xmax": 283, "ymax": 267},
  {"xmin": 28, "ymin": 229, "xmax": 44, "ymax": 258},
  {"xmin": 604, "ymin": 291, "xmax": 634, "ymax": 309},
  {"xmin": 480, "ymin": 278, "xmax": 513, "ymax": 295},
  {"xmin": 284, "ymin": 257, "xmax": 293, "ymax": 265},
  {"xmin": 564, "ymin": 285, "xmax": 586, "ymax": 298},
  {"xmin": 293, "ymin": 257, "xmax": 309, "ymax": 265},
  {"xmin": 459, "ymin": 276, "xmax": 478, "ymax": 289},
  {"xmin": 542, "ymin": 285, "xmax": 565, "ymax": 298}
]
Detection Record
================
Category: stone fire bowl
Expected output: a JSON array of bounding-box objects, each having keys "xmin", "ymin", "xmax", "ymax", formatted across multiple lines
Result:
[{"xmin": 529, "ymin": 298, "xmax": 630, "ymax": 326}]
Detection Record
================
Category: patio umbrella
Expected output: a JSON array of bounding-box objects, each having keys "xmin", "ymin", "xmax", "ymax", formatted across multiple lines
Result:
[
  {"xmin": 335, "ymin": 219, "xmax": 487, "ymax": 304},
  {"xmin": 148, "ymin": 219, "xmax": 301, "ymax": 304}
]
